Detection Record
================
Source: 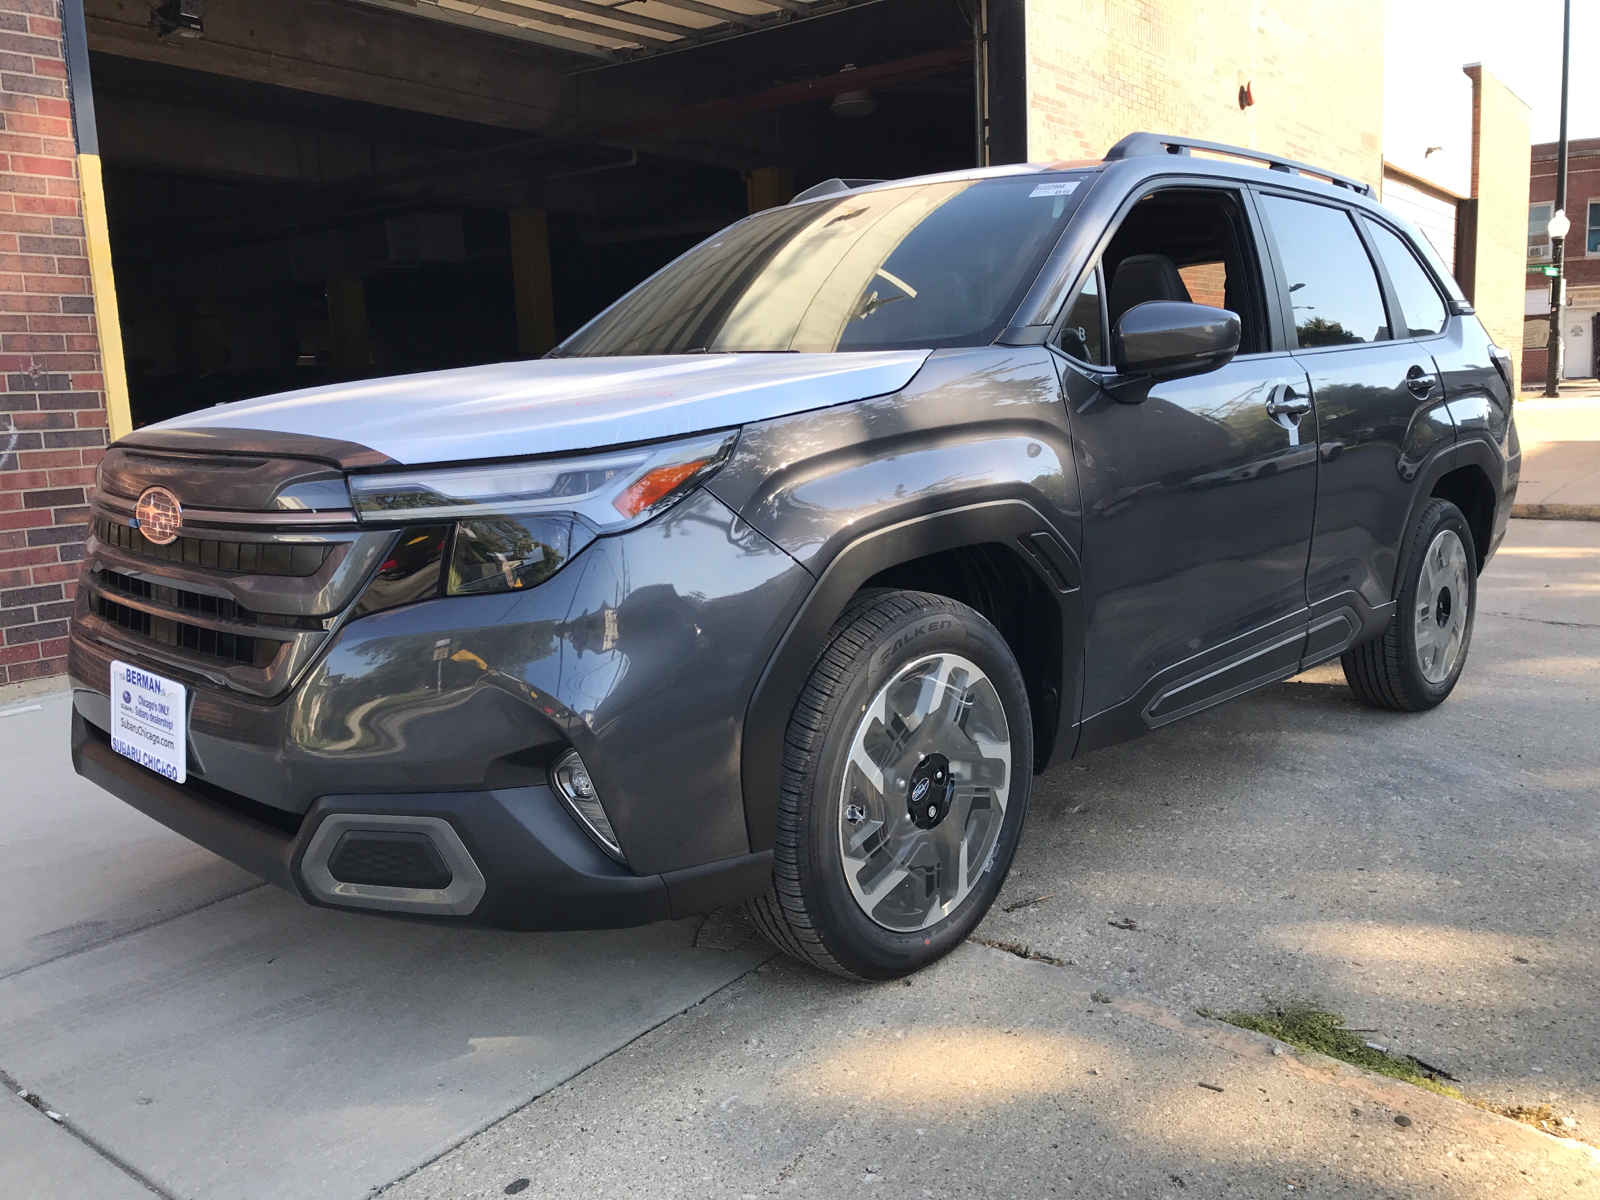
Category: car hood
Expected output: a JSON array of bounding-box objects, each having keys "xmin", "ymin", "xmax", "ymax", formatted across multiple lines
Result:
[{"xmin": 138, "ymin": 352, "xmax": 932, "ymax": 466}]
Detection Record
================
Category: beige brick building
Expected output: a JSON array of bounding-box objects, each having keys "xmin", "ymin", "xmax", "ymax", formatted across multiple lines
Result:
[{"xmin": 1024, "ymin": 0, "xmax": 1384, "ymax": 188}]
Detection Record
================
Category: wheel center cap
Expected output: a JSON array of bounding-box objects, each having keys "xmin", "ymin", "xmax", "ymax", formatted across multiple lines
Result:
[
  {"xmin": 1436, "ymin": 586, "xmax": 1452, "ymax": 627},
  {"xmin": 908, "ymin": 753, "xmax": 953, "ymax": 829}
]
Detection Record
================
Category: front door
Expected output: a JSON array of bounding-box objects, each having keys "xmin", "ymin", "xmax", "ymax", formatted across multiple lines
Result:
[{"xmin": 1051, "ymin": 185, "xmax": 1318, "ymax": 738}]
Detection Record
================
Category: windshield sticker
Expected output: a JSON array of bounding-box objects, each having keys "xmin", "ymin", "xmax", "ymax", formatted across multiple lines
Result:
[{"xmin": 1029, "ymin": 181, "xmax": 1079, "ymax": 198}]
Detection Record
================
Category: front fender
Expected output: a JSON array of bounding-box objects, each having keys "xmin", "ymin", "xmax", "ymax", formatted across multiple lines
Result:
[{"xmin": 709, "ymin": 347, "xmax": 1085, "ymax": 853}]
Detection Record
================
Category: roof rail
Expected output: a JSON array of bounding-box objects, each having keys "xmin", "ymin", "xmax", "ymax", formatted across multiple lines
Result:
[{"xmin": 1103, "ymin": 132, "xmax": 1374, "ymax": 198}]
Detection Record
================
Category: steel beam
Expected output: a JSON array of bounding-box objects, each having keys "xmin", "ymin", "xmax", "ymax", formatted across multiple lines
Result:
[
  {"xmin": 539, "ymin": 0, "xmax": 708, "ymax": 40},
  {"xmin": 431, "ymin": 0, "xmax": 678, "ymax": 49},
  {"xmin": 644, "ymin": 0, "xmax": 768, "ymax": 31}
]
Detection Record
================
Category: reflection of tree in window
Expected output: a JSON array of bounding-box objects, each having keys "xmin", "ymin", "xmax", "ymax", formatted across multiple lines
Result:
[
  {"xmin": 1297, "ymin": 316, "xmax": 1363, "ymax": 346},
  {"xmin": 1260, "ymin": 194, "xmax": 1389, "ymax": 349}
]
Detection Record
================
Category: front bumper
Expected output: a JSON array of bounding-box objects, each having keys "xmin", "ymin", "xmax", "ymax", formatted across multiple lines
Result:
[
  {"xmin": 68, "ymin": 488, "xmax": 813, "ymax": 928},
  {"xmin": 73, "ymin": 710, "xmax": 773, "ymax": 929}
]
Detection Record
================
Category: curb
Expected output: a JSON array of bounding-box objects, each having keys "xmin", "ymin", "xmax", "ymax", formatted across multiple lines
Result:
[{"xmin": 1512, "ymin": 504, "xmax": 1600, "ymax": 521}]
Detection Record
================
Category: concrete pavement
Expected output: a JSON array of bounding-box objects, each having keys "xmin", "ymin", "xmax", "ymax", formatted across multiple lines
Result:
[
  {"xmin": 0, "ymin": 693, "xmax": 769, "ymax": 1200},
  {"xmin": 2, "ymin": 520, "xmax": 1596, "ymax": 1198},
  {"xmin": 1514, "ymin": 390, "xmax": 1600, "ymax": 518},
  {"xmin": 385, "ymin": 946, "xmax": 1597, "ymax": 1200}
]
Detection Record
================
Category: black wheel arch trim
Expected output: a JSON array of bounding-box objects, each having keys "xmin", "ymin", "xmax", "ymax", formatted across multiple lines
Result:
[
  {"xmin": 1392, "ymin": 434, "xmax": 1508, "ymax": 593},
  {"xmin": 739, "ymin": 500, "xmax": 1084, "ymax": 854}
]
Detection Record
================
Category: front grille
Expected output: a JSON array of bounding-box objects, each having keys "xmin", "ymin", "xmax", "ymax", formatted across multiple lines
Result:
[
  {"xmin": 80, "ymin": 451, "xmax": 399, "ymax": 697},
  {"xmin": 93, "ymin": 517, "xmax": 329, "ymax": 577},
  {"xmin": 92, "ymin": 593, "xmax": 284, "ymax": 669},
  {"xmin": 93, "ymin": 569, "xmax": 325, "ymax": 632}
]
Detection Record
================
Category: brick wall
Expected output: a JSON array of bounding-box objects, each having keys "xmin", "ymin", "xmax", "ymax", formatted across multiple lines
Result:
[
  {"xmin": 1523, "ymin": 138, "xmax": 1600, "ymax": 385},
  {"xmin": 1023, "ymin": 0, "xmax": 1385, "ymax": 189},
  {"xmin": 0, "ymin": 0, "xmax": 107, "ymax": 687}
]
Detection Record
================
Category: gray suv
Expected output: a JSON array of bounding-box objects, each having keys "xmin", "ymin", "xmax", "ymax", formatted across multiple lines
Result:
[{"xmin": 69, "ymin": 133, "xmax": 1519, "ymax": 980}]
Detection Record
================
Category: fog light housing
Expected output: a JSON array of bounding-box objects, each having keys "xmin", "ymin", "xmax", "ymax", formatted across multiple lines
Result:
[{"xmin": 551, "ymin": 749, "xmax": 625, "ymax": 863}]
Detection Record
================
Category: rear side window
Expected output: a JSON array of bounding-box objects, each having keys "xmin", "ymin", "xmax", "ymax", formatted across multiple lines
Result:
[
  {"xmin": 1258, "ymin": 194, "xmax": 1390, "ymax": 348},
  {"xmin": 1364, "ymin": 218, "xmax": 1449, "ymax": 337}
]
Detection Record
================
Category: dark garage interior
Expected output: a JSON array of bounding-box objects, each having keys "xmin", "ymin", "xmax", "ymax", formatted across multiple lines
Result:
[{"xmin": 81, "ymin": 0, "xmax": 1027, "ymax": 429}]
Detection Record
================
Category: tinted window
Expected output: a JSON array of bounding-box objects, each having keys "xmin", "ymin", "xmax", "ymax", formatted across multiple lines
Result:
[
  {"xmin": 1364, "ymin": 218, "xmax": 1449, "ymax": 337},
  {"xmin": 1056, "ymin": 268, "xmax": 1103, "ymax": 365},
  {"xmin": 1260, "ymin": 194, "xmax": 1390, "ymax": 348},
  {"xmin": 559, "ymin": 175, "xmax": 1088, "ymax": 356}
]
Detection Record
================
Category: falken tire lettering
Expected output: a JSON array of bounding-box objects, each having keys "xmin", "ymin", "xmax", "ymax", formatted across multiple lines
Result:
[{"xmin": 876, "ymin": 619, "xmax": 955, "ymax": 666}]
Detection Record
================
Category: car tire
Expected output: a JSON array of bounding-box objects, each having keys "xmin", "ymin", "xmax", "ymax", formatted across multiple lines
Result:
[
  {"xmin": 745, "ymin": 589, "xmax": 1033, "ymax": 980},
  {"xmin": 1341, "ymin": 498, "xmax": 1477, "ymax": 712}
]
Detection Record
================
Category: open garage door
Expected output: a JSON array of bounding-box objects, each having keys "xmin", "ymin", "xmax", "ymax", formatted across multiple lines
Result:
[{"xmin": 79, "ymin": 0, "xmax": 1023, "ymax": 430}]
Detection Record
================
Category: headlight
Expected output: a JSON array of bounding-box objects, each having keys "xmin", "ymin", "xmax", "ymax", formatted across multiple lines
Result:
[
  {"xmin": 448, "ymin": 515, "xmax": 591, "ymax": 596},
  {"xmin": 347, "ymin": 432, "xmax": 736, "ymax": 531},
  {"xmin": 347, "ymin": 433, "xmax": 736, "ymax": 598}
]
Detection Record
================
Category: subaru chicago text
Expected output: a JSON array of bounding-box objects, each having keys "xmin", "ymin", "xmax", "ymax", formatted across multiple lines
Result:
[{"xmin": 68, "ymin": 134, "xmax": 1518, "ymax": 979}]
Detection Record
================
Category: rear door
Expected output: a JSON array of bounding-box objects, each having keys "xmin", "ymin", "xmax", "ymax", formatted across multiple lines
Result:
[{"xmin": 1254, "ymin": 190, "xmax": 1453, "ymax": 655}]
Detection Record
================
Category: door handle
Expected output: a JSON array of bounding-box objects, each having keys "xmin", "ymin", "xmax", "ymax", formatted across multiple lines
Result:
[
  {"xmin": 1266, "ymin": 385, "xmax": 1311, "ymax": 421},
  {"xmin": 1405, "ymin": 365, "xmax": 1437, "ymax": 398}
]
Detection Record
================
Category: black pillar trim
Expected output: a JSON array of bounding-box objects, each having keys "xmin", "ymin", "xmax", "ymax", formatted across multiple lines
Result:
[
  {"xmin": 60, "ymin": 0, "xmax": 99, "ymax": 156},
  {"xmin": 986, "ymin": 0, "xmax": 1027, "ymax": 164}
]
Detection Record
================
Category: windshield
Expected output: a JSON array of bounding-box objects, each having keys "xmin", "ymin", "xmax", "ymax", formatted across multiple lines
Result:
[{"xmin": 557, "ymin": 173, "xmax": 1089, "ymax": 356}]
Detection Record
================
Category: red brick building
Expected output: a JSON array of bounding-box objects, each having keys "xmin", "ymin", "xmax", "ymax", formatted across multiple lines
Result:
[
  {"xmin": 1525, "ymin": 136, "xmax": 1600, "ymax": 384},
  {"xmin": 0, "ymin": 0, "xmax": 109, "ymax": 688}
]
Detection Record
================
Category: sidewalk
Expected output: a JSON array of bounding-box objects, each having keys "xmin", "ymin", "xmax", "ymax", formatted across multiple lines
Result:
[{"xmin": 1515, "ymin": 380, "xmax": 1600, "ymax": 519}]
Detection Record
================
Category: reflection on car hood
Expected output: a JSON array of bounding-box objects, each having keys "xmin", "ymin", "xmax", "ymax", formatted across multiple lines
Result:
[{"xmin": 145, "ymin": 352, "xmax": 932, "ymax": 466}]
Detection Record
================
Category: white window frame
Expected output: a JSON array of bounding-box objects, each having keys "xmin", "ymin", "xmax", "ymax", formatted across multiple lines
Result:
[{"xmin": 1529, "ymin": 202, "xmax": 1553, "ymax": 261}]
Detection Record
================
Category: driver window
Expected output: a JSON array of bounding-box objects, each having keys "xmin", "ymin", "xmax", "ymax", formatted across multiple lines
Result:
[{"xmin": 1092, "ymin": 188, "xmax": 1267, "ymax": 357}]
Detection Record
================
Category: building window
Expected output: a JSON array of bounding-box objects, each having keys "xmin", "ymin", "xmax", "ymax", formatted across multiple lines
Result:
[
  {"xmin": 1529, "ymin": 202, "xmax": 1553, "ymax": 260},
  {"xmin": 1590, "ymin": 200, "xmax": 1600, "ymax": 256}
]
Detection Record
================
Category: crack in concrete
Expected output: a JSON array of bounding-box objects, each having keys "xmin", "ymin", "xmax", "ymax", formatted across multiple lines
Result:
[
  {"xmin": 369, "ymin": 948, "xmax": 781, "ymax": 1198},
  {"xmin": 965, "ymin": 943, "xmax": 1600, "ymax": 1172},
  {"xmin": 1480, "ymin": 611, "xmax": 1600, "ymax": 629},
  {"xmin": 0, "ymin": 882, "xmax": 269, "ymax": 984},
  {"xmin": 0, "ymin": 1065, "xmax": 176, "ymax": 1199}
]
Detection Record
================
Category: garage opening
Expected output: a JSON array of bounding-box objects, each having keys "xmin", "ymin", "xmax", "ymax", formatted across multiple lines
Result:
[{"xmin": 82, "ymin": 0, "xmax": 1021, "ymax": 432}]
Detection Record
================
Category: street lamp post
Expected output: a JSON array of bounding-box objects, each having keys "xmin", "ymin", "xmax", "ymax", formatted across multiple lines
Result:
[
  {"xmin": 1543, "ymin": 0, "xmax": 1572, "ymax": 398},
  {"xmin": 1546, "ymin": 208, "xmax": 1570, "ymax": 395}
]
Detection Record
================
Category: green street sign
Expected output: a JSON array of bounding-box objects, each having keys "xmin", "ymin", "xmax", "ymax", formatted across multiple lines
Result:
[{"xmin": 1539, "ymin": 266, "xmax": 1559, "ymax": 277}]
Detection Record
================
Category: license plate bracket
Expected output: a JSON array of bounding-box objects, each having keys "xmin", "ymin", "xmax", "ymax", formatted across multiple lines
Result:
[{"xmin": 110, "ymin": 660, "xmax": 188, "ymax": 784}]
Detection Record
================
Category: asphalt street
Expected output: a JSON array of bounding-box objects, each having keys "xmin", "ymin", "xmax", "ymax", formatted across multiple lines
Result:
[{"xmin": 1, "ymin": 518, "xmax": 1596, "ymax": 1198}]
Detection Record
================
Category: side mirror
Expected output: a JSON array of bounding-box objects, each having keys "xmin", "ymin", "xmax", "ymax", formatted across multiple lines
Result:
[{"xmin": 1111, "ymin": 301, "xmax": 1241, "ymax": 390}]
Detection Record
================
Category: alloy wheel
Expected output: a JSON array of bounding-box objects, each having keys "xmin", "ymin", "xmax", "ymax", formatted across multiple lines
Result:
[
  {"xmin": 1413, "ymin": 528, "xmax": 1471, "ymax": 684},
  {"xmin": 837, "ymin": 652, "xmax": 1012, "ymax": 932}
]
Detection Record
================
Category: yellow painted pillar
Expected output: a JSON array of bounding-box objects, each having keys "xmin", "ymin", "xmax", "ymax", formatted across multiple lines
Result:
[
  {"xmin": 327, "ymin": 273, "xmax": 370, "ymax": 370},
  {"xmin": 77, "ymin": 154, "xmax": 133, "ymax": 440},
  {"xmin": 509, "ymin": 207, "xmax": 557, "ymax": 356},
  {"xmin": 747, "ymin": 167, "xmax": 794, "ymax": 213}
]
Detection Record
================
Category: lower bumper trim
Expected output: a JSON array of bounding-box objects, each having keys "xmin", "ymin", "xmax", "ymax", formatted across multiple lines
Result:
[
  {"xmin": 73, "ymin": 709, "xmax": 298, "ymax": 892},
  {"xmin": 73, "ymin": 709, "xmax": 776, "ymax": 931}
]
